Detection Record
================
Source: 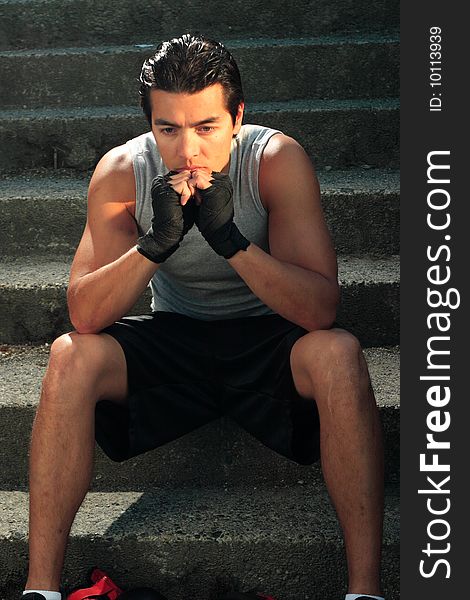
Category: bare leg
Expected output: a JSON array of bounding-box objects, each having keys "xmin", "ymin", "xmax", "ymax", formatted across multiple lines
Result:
[
  {"xmin": 25, "ymin": 332, "xmax": 128, "ymax": 591},
  {"xmin": 291, "ymin": 329, "xmax": 384, "ymax": 595}
]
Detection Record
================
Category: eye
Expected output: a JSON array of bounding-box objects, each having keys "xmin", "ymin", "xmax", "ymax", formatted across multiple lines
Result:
[
  {"xmin": 160, "ymin": 127, "xmax": 176, "ymax": 135},
  {"xmin": 198, "ymin": 126, "xmax": 215, "ymax": 133}
]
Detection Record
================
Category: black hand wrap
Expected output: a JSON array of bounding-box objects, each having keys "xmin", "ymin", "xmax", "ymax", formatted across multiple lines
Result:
[
  {"xmin": 136, "ymin": 173, "xmax": 195, "ymax": 264},
  {"xmin": 195, "ymin": 172, "xmax": 250, "ymax": 259}
]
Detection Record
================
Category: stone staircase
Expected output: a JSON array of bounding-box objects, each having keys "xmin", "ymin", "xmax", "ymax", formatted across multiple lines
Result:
[{"xmin": 0, "ymin": 1, "xmax": 399, "ymax": 599}]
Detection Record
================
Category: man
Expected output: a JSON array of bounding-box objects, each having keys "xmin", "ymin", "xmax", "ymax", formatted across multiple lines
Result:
[{"xmin": 22, "ymin": 34, "xmax": 384, "ymax": 600}]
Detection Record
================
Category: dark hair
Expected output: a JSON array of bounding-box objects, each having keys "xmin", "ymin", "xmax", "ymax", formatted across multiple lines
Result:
[{"xmin": 139, "ymin": 33, "xmax": 244, "ymax": 126}]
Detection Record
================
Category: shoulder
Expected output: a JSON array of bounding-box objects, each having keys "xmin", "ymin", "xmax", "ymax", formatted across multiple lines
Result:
[
  {"xmin": 259, "ymin": 134, "xmax": 317, "ymax": 211},
  {"xmin": 261, "ymin": 132, "xmax": 306, "ymax": 161},
  {"xmin": 88, "ymin": 143, "xmax": 136, "ymax": 211},
  {"xmin": 260, "ymin": 133, "xmax": 313, "ymax": 177}
]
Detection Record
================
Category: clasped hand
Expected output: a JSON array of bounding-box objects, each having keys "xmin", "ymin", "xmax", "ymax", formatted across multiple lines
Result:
[
  {"xmin": 136, "ymin": 169, "xmax": 250, "ymax": 264},
  {"xmin": 167, "ymin": 168, "xmax": 213, "ymax": 206}
]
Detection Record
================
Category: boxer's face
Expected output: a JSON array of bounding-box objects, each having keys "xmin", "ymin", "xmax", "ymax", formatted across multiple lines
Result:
[{"xmin": 150, "ymin": 83, "xmax": 243, "ymax": 174}]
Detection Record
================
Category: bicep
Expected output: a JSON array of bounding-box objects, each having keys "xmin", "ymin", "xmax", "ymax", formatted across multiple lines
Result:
[
  {"xmin": 69, "ymin": 205, "xmax": 138, "ymax": 284},
  {"xmin": 261, "ymin": 137, "xmax": 338, "ymax": 284},
  {"xmin": 69, "ymin": 149, "xmax": 138, "ymax": 287}
]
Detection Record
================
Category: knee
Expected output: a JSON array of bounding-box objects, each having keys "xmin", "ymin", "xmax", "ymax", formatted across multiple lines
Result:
[
  {"xmin": 322, "ymin": 329, "xmax": 364, "ymax": 372},
  {"xmin": 293, "ymin": 328, "xmax": 362, "ymax": 368},
  {"xmin": 42, "ymin": 331, "xmax": 104, "ymax": 395},
  {"xmin": 292, "ymin": 329, "xmax": 368, "ymax": 394}
]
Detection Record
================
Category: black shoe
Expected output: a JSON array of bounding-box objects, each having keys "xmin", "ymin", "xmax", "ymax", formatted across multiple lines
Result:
[
  {"xmin": 120, "ymin": 589, "xmax": 168, "ymax": 600},
  {"xmin": 222, "ymin": 592, "xmax": 277, "ymax": 600}
]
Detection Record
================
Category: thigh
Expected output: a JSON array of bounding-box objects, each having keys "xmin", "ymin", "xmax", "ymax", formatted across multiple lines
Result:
[
  {"xmin": 212, "ymin": 314, "xmax": 321, "ymax": 466},
  {"xmin": 100, "ymin": 312, "xmax": 215, "ymax": 395},
  {"xmin": 95, "ymin": 312, "xmax": 221, "ymax": 462},
  {"xmin": 94, "ymin": 331, "xmax": 130, "ymax": 405}
]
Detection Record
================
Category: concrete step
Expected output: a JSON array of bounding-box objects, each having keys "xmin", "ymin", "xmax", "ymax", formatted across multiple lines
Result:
[
  {"xmin": 321, "ymin": 169, "xmax": 400, "ymax": 255},
  {"xmin": 0, "ymin": 255, "xmax": 399, "ymax": 346},
  {"xmin": 0, "ymin": 99, "xmax": 399, "ymax": 172},
  {"xmin": 0, "ymin": 35, "xmax": 399, "ymax": 109},
  {"xmin": 0, "ymin": 485, "xmax": 400, "ymax": 600},
  {"xmin": 0, "ymin": 169, "xmax": 400, "ymax": 257},
  {"xmin": 0, "ymin": 0, "xmax": 400, "ymax": 50},
  {"xmin": 0, "ymin": 344, "xmax": 399, "ymax": 490}
]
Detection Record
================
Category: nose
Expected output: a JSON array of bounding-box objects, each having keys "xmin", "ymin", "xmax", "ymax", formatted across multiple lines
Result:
[{"xmin": 177, "ymin": 130, "xmax": 199, "ymax": 161}]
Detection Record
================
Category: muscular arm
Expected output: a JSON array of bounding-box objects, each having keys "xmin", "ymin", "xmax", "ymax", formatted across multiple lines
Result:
[
  {"xmin": 227, "ymin": 135, "xmax": 339, "ymax": 331},
  {"xmin": 67, "ymin": 146, "xmax": 158, "ymax": 334}
]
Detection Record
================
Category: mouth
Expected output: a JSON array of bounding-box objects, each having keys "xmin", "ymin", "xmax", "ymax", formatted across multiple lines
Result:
[{"xmin": 175, "ymin": 166, "xmax": 208, "ymax": 172}]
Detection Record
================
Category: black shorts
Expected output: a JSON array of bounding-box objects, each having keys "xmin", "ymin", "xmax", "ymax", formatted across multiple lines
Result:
[{"xmin": 95, "ymin": 312, "xmax": 321, "ymax": 466}]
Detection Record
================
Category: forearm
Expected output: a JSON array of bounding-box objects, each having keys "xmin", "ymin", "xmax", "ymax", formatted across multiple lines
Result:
[
  {"xmin": 228, "ymin": 243, "xmax": 339, "ymax": 331},
  {"xmin": 67, "ymin": 246, "xmax": 159, "ymax": 334}
]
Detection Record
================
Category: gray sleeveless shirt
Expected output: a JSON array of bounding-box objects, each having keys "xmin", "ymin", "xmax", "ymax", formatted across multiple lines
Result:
[{"xmin": 126, "ymin": 124, "xmax": 281, "ymax": 319}]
